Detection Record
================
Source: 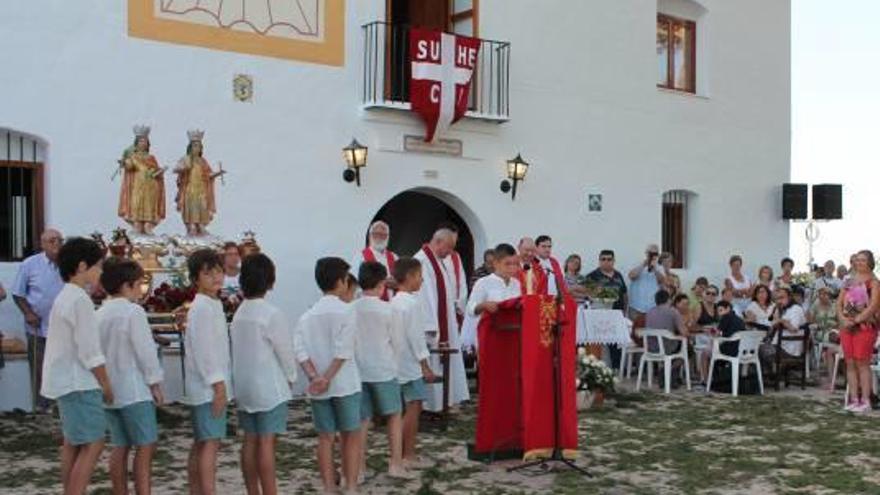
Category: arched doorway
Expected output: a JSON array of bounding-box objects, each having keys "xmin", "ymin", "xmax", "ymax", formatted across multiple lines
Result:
[{"xmin": 369, "ymin": 190, "xmax": 476, "ymax": 283}]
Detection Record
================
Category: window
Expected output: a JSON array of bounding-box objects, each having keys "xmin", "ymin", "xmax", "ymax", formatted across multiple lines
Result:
[
  {"xmin": 662, "ymin": 190, "xmax": 692, "ymax": 269},
  {"xmin": 1, "ymin": 130, "xmax": 45, "ymax": 261},
  {"xmin": 657, "ymin": 14, "xmax": 696, "ymax": 93}
]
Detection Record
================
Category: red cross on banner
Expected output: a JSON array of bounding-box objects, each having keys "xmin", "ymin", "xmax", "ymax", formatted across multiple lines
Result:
[{"xmin": 409, "ymin": 29, "xmax": 481, "ymax": 142}]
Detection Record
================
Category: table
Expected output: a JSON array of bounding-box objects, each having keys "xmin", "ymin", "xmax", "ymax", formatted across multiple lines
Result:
[{"xmin": 577, "ymin": 308, "xmax": 633, "ymax": 348}]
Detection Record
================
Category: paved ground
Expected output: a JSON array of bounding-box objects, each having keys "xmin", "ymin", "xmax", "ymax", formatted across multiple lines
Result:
[{"xmin": 1, "ymin": 383, "xmax": 877, "ymax": 494}]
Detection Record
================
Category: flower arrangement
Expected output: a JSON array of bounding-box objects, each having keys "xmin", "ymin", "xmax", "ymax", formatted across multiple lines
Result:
[
  {"xmin": 842, "ymin": 282, "xmax": 869, "ymax": 332},
  {"xmin": 791, "ymin": 272, "xmax": 814, "ymax": 289},
  {"xmin": 576, "ymin": 348, "xmax": 616, "ymax": 392},
  {"xmin": 143, "ymin": 282, "xmax": 196, "ymax": 313}
]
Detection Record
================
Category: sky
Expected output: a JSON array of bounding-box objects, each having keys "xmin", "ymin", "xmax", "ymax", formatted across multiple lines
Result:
[{"xmin": 789, "ymin": 0, "xmax": 880, "ymax": 269}]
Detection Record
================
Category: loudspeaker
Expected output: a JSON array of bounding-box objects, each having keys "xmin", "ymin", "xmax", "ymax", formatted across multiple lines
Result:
[
  {"xmin": 812, "ymin": 184, "xmax": 842, "ymax": 220},
  {"xmin": 782, "ymin": 183, "xmax": 808, "ymax": 220}
]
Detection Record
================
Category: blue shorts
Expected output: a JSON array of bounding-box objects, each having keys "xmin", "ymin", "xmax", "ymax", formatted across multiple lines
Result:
[
  {"xmin": 190, "ymin": 402, "xmax": 228, "ymax": 441},
  {"xmin": 57, "ymin": 389, "xmax": 106, "ymax": 446},
  {"xmin": 360, "ymin": 380, "xmax": 402, "ymax": 420},
  {"xmin": 106, "ymin": 401, "xmax": 158, "ymax": 447},
  {"xmin": 311, "ymin": 392, "xmax": 362, "ymax": 434},
  {"xmin": 400, "ymin": 378, "xmax": 427, "ymax": 404},
  {"xmin": 238, "ymin": 402, "xmax": 288, "ymax": 435}
]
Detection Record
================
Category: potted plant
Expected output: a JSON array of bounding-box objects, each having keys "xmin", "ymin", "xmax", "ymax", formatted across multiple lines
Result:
[{"xmin": 575, "ymin": 348, "xmax": 616, "ymax": 409}]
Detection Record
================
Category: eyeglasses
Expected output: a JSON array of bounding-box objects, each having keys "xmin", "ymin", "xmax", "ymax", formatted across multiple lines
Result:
[
  {"xmin": 648, "ymin": 252, "xmax": 659, "ymax": 256},
  {"xmin": 705, "ymin": 292, "xmax": 718, "ymax": 296},
  {"xmin": 600, "ymin": 257, "xmax": 613, "ymax": 261}
]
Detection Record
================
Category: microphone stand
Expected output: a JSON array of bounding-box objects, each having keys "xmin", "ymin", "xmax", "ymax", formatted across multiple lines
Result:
[{"xmin": 508, "ymin": 264, "xmax": 591, "ymax": 476}]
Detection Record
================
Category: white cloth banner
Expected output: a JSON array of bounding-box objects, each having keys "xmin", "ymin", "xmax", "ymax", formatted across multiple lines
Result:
[{"xmin": 577, "ymin": 308, "xmax": 632, "ymax": 346}]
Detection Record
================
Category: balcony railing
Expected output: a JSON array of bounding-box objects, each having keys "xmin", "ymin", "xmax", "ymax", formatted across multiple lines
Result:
[{"xmin": 362, "ymin": 21, "xmax": 511, "ymax": 122}]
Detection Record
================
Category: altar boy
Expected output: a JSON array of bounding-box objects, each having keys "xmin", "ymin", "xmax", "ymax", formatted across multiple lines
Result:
[
  {"xmin": 293, "ymin": 257, "xmax": 363, "ymax": 493},
  {"xmin": 390, "ymin": 257, "xmax": 436, "ymax": 468},
  {"xmin": 231, "ymin": 253, "xmax": 298, "ymax": 495},
  {"xmin": 183, "ymin": 249, "xmax": 232, "ymax": 495},
  {"xmin": 352, "ymin": 261, "xmax": 407, "ymax": 478},
  {"xmin": 97, "ymin": 258, "xmax": 164, "ymax": 495},
  {"xmin": 40, "ymin": 237, "xmax": 110, "ymax": 495}
]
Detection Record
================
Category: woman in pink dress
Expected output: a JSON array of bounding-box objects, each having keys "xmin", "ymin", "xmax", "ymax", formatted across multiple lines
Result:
[{"xmin": 837, "ymin": 250, "xmax": 880, "ymax": 412}]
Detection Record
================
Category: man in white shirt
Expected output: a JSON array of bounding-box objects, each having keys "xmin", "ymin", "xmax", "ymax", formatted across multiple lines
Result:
[
  {"xmin": 293, "ymin": 257, "xmax": 363, "ymax": 493},
  {"xmin": 627, "ymin": 244, "xmax": 666, "ymax": 322},
  {"xmin": 97, "ymin": 258, "xmax": 164, "ymax": 495},
  {"xmin": 414, "ymin": 229, "xmax": 470, "ymax": 413},
  {"xmin": 354, "ymin": 220, "xmax": 399, "ymax": 300}
]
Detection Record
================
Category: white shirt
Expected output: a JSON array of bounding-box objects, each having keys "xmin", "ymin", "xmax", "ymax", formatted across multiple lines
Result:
[
  {"xmin": 231, "ymin": 299, "xmax": 298, "ymax": 412},
  {"xmin": 744, "ymin": 301, "xmax": 776, "ymax": 328},
  {"xmin": 183, "ymin": 294, "xmax": 233, "ymax": 405},
  {"xmin": 41, "ymin": 284, "xmax": 106, "ymax": 399},
  {"xmin": 466, "ymin": 274, "xmax": 522, "ymax": 317},
  {"xmin": 774, "ymin": 304, "xmax": 807, "ymax": 356},
  {"xmin": 293, "ymin": 295, "xmax": 361, "ymax": 399},
  {"xmin": 727, "ymin": 273, "xmax": 752, "ymax": 314},
  {"xmin": 352, "ymin": 296, "xmax": 398, "ymax": 383},
  {"xmin": 97, "ymin": 298, "xmax": 164, "ymax": 409},
  {"xmin": 539, "ymin": 258, "xmax": 561, "ymax": 296},
  {"xmin": 391, "ymin": 291, "xmax": 431, "ymax": 382},
  {"xmin": 462, "ymin": 274, "xmax": 522, "ymax": 349}
]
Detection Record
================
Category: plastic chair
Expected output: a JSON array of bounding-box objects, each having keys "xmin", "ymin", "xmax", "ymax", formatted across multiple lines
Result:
[
  {"xmin": 706, "ymin": 331, "xmax": 764, "ymax": 396},
  {"xmin": 619, "ymin": 329, "xmax": 645, "ymax": 379},
  {"xmin": 828, "ymin": 345, "xmax": 844, "ymax": 391},
  {"xmin": 636, "ymin": 329, "xmax": 691, "ymax": 394}
]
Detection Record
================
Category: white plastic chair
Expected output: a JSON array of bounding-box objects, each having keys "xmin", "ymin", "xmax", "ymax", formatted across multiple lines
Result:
[
  {"xmin": 619, "ymin": 329, "xmax": 645, "ymax": 379},
  {"xmin": 829, "ymin": 346, "xmax": 843, "ymax": 391},
  {"xmin": 706, "ymin": 330, "xmax": 764, "ymax": 396},
  {"xmin": 636, "ymin": 329, "xmax": 691, "ymax": 394}
]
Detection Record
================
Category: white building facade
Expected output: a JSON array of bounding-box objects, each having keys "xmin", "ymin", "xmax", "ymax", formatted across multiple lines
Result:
[{"xmin": 1, "ymin": 0, "xmax": 790, "ymax": 333}]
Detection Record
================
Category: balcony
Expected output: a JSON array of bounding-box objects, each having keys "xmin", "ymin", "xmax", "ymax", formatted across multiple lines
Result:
[{"xmin": 361, "ymin": 21, "xmax": 511, "ymax": 123}]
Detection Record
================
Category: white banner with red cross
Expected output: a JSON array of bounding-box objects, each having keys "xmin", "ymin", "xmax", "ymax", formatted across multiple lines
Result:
[{"xmin": 409, "ymin": 29, "xmax": 480, "ymax": 142}]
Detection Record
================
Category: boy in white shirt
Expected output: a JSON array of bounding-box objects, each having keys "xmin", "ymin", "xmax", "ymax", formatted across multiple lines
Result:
[
  {"xmin": 231, "ymin": 253, "xmax": 298, "ymax": 495},
  {"xmin": 182, "ymin": 249, "xmax": 231, "ymax": 495},
  {"xmin": 462, "ymin": 243, "xmax": 523, "ymax": 349},
  {"xmin": 40, "ymin": 237, "xmax": 111, "ymax": 495},
  {"xmin": 390, "ymin": 257, "xmax": 437, "ymax": 468},
  {"xmin": 97, "ymin": 257, "xmax": 165, "ymax": 495},
  {"xmin": 353, "ymin": 261, "xmax": 408, "ymax": 479},
  {"xmin": 293, "ymin": 257, "xmax": 363, "ymax": 494}
]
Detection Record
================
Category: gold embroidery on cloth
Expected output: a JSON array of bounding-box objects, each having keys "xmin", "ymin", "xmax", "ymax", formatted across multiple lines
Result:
[{"xmin": 539, "ymin": 299, "xmax": 557, "ymax": 348}]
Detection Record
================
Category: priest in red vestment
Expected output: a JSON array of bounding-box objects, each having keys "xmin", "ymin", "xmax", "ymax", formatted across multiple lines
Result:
[
  {"xmin": 535, "ymin": 235, "xmax": 570, "ymax": 300},
  {"xmin": 517, "ymin": 237, "xmax": 547, "ymax": 296},
  {"xmin": 354, "ymin": 220, "xmax": 398, "ymax": 300}
]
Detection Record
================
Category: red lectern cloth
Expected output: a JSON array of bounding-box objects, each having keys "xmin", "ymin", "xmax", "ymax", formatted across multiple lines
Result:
[
  {"xmin": 521, "ymin": 295, "xmax": 579, "ymax": 460},
  {"xmin": 474, "ymin": 298, "xmax": 523, "ymax": 455}
]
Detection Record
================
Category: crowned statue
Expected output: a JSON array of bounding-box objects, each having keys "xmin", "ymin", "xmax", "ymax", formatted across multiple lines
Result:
[
  {"xmin": 117, "ymin": 125, "xmax": 166, "ymax": 235},
  {"xmin": 174, "ymin": 129, "xmax": 226, "ymax": 237}
]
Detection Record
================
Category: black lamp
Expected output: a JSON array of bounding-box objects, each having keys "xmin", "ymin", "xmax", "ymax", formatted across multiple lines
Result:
[
  {"xmin": 500, "ymin": 153, "xmax": 529, "ymax": 200},
  {"xmin": 342, "ymin": 138, "xmax": 368, "ymax": 186}
]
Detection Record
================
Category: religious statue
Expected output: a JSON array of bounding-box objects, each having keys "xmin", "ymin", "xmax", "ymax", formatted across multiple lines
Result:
[
  {"xmin": 174, "ymin": 130, "xmax": 225, "ymax": 237},
  {"xmin": 116, "ymin": 125, "xmax": 166, "ymax": 235}
]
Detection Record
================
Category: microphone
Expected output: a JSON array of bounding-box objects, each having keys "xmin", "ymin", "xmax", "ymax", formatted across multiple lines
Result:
[{"xmin": 523, "ymin": 263, "xmax": 531, "ymax": 272}]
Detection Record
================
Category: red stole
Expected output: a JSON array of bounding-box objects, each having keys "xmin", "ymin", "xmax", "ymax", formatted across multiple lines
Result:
[
  {"xmin": 422, "ymin": 245, "xmax": 449, "ymax": 344},
  {"xmin": 547, "ymin": 257, "xmax": 570, "ymax": 299},
  {"xmin": 517, "ymin": 259, "xmax": 547, "ymax": 296},
  {"xmin": 362, "ymin": 247, "xmax": 396, "ymax": 301}
]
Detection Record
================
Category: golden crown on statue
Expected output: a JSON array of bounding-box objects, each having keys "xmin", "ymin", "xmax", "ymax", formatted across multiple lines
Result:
[
  {"xmin": 187, "ymin": 129, "xmax": 205, "ymax": 142},
  {"xmin": 133, "ymin": 125, "xmax": 151, "ymax": 137}
]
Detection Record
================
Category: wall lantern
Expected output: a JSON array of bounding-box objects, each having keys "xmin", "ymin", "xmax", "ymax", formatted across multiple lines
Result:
[
  {"xmin": 500, "ymin": 153, "xmax": 529, "ymax": 200},
  {"xmin": 342, "ymin": 138, "xmax": 368, "ymax": 186}
]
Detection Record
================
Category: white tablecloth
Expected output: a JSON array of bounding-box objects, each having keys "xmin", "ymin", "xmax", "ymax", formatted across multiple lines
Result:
[{"xmin": 577, "ymin": 308, "xmax": 632, "ymax": 346}]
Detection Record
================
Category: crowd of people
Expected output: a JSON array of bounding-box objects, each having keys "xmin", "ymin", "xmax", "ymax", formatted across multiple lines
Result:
[
  {"xmin": 558, "ymin": 243, "xmax": 880, "ymax": 411},
  {"xmin": 3, "ymin": 223, "xmax": 878, "ymax": 495}
]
